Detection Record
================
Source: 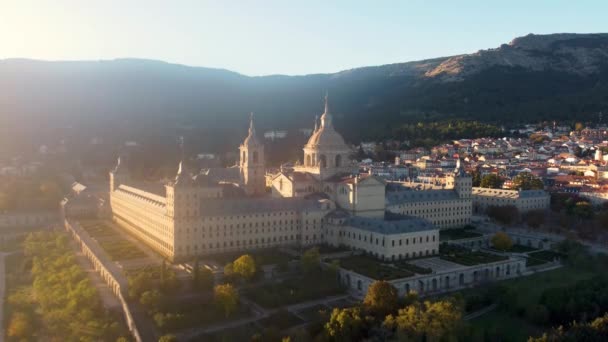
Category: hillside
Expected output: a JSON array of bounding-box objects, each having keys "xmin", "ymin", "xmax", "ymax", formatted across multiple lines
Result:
[{"xmin": 2, "ymin": 33, "xmax": 608, "ymax": 157}]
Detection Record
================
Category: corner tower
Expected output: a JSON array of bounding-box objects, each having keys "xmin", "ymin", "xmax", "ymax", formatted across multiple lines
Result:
[{"xmin": 239, "ymin": 113, "xmax": 266, "ymax": 195}]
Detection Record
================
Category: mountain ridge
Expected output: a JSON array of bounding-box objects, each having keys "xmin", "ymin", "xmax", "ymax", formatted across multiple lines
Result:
[{"xmin": 1, "ymin": 33, "xmax": 608, "ymax": 156}]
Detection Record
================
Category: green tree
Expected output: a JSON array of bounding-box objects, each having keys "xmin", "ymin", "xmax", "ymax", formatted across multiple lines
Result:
[
  {"xmin": 363, "ymin": 280, "xmax": 399, "ymax": 316},
  {"xmin": 573, "ymin": 201, "xmax": 594, "ymax": 219},
  {"xmin": 7, "ymin": 312, "xmax": 32, "ymax": 339},
  {"xmin": 233, "ymin": 254, "xmax": 256, "ymax": 280},
  {"xmin": 486, "ymin": 205, "xmax": 519, "ymax": 224},
  {"xmin": 480, "ymin": 174, "xmax": 503, "ymax": 189},
  {"xmin": 511, "ymin": 172, "xmax": 544, "ymax": 190},
  {"xmin": 301, "ymin": 247, "xmax": 321, "ymax": 274},
  {"xmin": 384, "ymin": 299, "xmax": 463, "ymax": 341},
  {"xmin": 140, "ymin": 289, "xmax": 162, "ymax": 313},
  {"xmin": 158, "ymin": 334, "xmax": 178, "ymax": 342},
  {"xmin": 324, "ymin": 307, "xmax": 364, "ymax": 342},
  {"xmin": 214, "ymin": 284, "xmax": 239, "ymax": 317},
  {"xmin": 491, "ymin": 232, "xmax": 513, "ymax": 251}
]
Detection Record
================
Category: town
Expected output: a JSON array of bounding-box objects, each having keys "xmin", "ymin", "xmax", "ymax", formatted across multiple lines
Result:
[{"xmin": 2, "ymin": 98, "xmax": 608, "ymax": 341}]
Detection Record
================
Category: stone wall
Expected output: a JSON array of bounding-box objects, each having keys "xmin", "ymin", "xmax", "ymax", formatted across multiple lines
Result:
[{"xmin": 339, "ymin": 257, "xmax": 526, "ymax": 298}]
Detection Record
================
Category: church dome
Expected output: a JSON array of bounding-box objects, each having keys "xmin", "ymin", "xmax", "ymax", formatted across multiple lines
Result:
[{"xmin": 305, "ymin": 96, "xmax": 349, "ymax": 151}]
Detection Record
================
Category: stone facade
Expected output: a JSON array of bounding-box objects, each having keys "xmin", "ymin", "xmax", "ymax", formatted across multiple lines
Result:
[{"xmin": 472, "ymin": 187, "xmax": 550, "ymax": 213}]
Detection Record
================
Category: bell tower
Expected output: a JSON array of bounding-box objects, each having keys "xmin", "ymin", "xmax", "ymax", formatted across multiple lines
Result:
[{"xmin": 239, "ymin": 113, "xmax": 266, "ymax": 195}]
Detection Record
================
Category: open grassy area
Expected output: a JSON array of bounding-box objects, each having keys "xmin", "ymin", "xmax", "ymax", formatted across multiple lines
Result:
[
  {"xmin": 393, "ymin": 261, "xmax": 432, "ymax": 274},
  {"xmin": 509, "ymin": 244, "xmax": 538, "ymax": 253},
  {"xmin": 98, "ymin": 239, "xmax": 147, "ymax": 261},
  {"xmin": 339, "ymin": 255, "xmax": 414, "ymax": 280},
  {"xmin": 470, "ymin": 310, "xmax": 544, "ymax": 342},
  {"xmin": 154, "ymin": 300, "xmax": 252, "ymax": 333},
  {"xmin": 205, "ymin": 248, "xmax": 294, "ymax": 266},
  {"xmin": 440, "ymin": 228, "xmax": 482, "ymax": 241},
  {"xmin": 258, "ymin": 310, "xmax": 304, "ymax": 330},
  {"xmin": 297, "ymin": 304, "xmax": 329, "ymax": 322},
  {"xmin": 469, "ymin": 265, "xmax": 595, "ymax": 340},
  {"xmin": 528, "ymin": 250, "xmax": 562, "ymax": 262},
  {"xmin": 79, "ymin": 220, "xmax": 119, "ymax": 238},
  {"xmin": 441, "ymin": 250, "xmax": 508, "ymax": 266},
  {"xmin": 244, "ymin": 270, "xmax": 344, "ymax": 308}
]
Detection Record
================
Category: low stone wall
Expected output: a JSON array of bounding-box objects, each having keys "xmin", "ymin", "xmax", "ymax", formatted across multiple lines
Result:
[
  {"xmin": 340, "ymin": 257, "xmax": 527, "ymax": 299},
  {"xmin": 64, "ymin": 220, "xmax": 142, "ymax": 342}
]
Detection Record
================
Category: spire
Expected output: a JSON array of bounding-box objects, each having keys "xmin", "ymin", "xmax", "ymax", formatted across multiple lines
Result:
[
  {"xmin": 320, "ymin": 91, "xmax": 333, "ymax": 128},
  {"xmin": 242, "ymin": 112, "xmax": 260, "ymax": 146},
  {"xmin": 248, "ymin": 112, "xmax": 256, "ymax": 136},
  {"xmin": 174, "ymin": 161, "xmax": 193, "ymax": 185},
  {"xmin": 113, "ymin": 156, "xmax": 127, "ymax": 174},
  {"xmin": 314, "ymin": 115, "xmax": 319, "ymax": 132}
]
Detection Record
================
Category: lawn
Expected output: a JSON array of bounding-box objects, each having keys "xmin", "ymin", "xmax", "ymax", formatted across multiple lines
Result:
[
  {"xmin": 297, "ymin": 304, "xmax": 330, "ymax": 322},
  {"xmin": 258, "ymin": 310, "xmax": 304, "ymax": 330},
  {"xmin": 469, "ymin": 266, "xmax": 595, "ymax": 340},
  {"xmin": 439, "ymin": 228, "xmax": 482, "ymax": 241},
  {"xmin": 244, "ymin": 271, "xmax": 345, "ymax": 308},
  {"xmin": 526, "ymin": 257, "xmax": 549, "ymax": 267},
  {"xmin": 155, "ymin": 300, "xmax": 252, "ymax": 333},
  {"xmin": 80, "ymin": 220, "xmax": 118, "ymax": 238},
  {"xmin": 528, "ymin": 250, "xmax": 562, "ymax": 262},
  {"xmin": 441, "ymin": 250, "xmax": 508, "ymax": 266},
  {"xmin": 98, "ymin": 239, "xmax": 147, "ymax": 261},
  {"xmin": 393, "ymin": 261, "xmax": 432, "ymax": 274},
  {"xmin": 509, "ymin": 244, "xmax": 538, "ymax": 253},
  {"xmin": 339, "ymin": 255, "xmax": 414, "ymax": 280},
  {"xmin": 205, "ymin": 248, "xmax": 294, "ymax": 266},
  {"xmin": 470, "ymin": 310, "xmax": 544, "ymax": 342}
]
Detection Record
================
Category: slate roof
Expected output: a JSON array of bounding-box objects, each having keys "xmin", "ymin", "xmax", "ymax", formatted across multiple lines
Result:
[
  {"xmin": 199, "ymin": 197, "xmax": 326, "ymax": 216},
  {"xmin": 386, "ymin": 189, "xmax": 459, "ymax": 205},
  {"xmin": 343, "ymin": 215, "xmax": 436, "ymax": 235}
]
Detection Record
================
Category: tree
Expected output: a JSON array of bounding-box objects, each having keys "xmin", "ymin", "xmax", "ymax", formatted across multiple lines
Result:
[
  {"xmin": 525, "ymin": 209, "xmax": 546, "ymax": 228},
  {"xmin": 491, "ymin": 232, "xmax": 513, "ymax": 251},
  {"xmin": 384, "ymin": 299, "xmax": 463, "ymax": 341},
  {"xmin": 324, "ymin": 307, "xmax": 364, "ymax": 342},
  {"xmin": 214, "ymin": 284, "xmax": 239, "ymax": 317},
  {"xmin": 301, "ymin": 247, "xmax": 321, "ymax": 274},
  {"xmin": 525, "ymin": 304, "xmax": 549, "ymax": 325},
  {"xmin": 486, "ymin": 205, "xmax": 519, "ymax": 224},
  {"xmin": 575, "ymin": 122, "xmax": 585, "ymax": 131},
  {"xmin": 363, "ymin": 280, "xmax": 399, "ymax": 316},
  {"xmin": 511, "ymin": 172, "xmax": 544, "ymax": 190},
  {"xmin": 7, "ymin": 312, "xmax": 32, "ymax": 339},
  {"xmin": 140, "ymin": 289, "xmax": 162, "ymax": 313},
  {"xmin": 158, "ymin": 334, "xmax": 178, "ymax": 342},
  {"xmin": 480, "ymin": 174, "xmax": 503, "ymax": 189},
  {"xmin": 573, "ymin": 201, "xmax": 594, "ymax": 219},
  {"xmin": 233, "ymin": 254, "xmax": 256, "ymax": 280}
]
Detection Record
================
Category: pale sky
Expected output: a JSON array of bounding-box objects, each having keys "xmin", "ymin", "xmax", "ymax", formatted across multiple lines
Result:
[{"xmin": 1, "ymin": 0, "xmax": 607, "ymax": 76}]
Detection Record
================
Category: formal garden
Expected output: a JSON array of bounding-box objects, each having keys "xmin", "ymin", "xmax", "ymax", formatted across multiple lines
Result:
[
  {"xmin": 439, "ymin": 225, "xmax": 483, "ymax": 241},
  {"xmin": 99, "ymin": 239, "xmax": 147, "ymax": 261},
  {"xmin": 337, "ymin": 255, "xmax": 414, "ymax": 280},
  {"xmin": 80, "ymin": 220, "xmax": 120, "ymax": 238},
  {"xmin": 440, "ymin": 243, "xmax": 508, "ymax": 266}
]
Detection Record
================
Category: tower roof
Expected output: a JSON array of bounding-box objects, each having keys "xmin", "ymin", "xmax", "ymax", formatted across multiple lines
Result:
[
  {"xmin": 112, "ymin": 156, "xmax": 128, "ymax": 174},
  {"xmin": 305, "ymin": 93, "xmax": 349, "ymax": 151},
  {"xmin": 174, "ymin": 161, "xmax": 194, "ymax": 186},
  {"xmin": 241, "ymin": 112, "xmax": 261, "ymax": 147}
]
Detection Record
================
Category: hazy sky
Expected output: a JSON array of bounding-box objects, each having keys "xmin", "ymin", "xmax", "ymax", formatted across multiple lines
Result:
[{"xmin": 1, "ymin": 0, "xmax": 606, "ymax": 75}]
